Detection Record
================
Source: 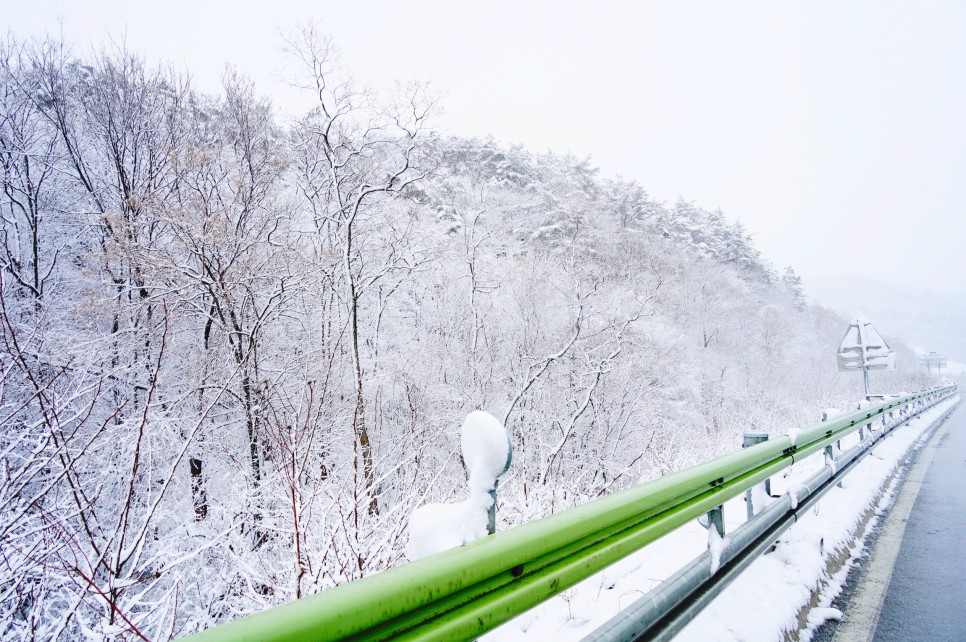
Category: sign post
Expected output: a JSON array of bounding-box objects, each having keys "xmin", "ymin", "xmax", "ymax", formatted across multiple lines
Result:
[{"xmin": 836, "ymin": 312, "xmax": 895, "ymax": 398}]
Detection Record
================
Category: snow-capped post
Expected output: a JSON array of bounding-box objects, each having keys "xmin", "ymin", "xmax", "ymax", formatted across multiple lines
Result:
[
  {"xmin": 836, "ymin": 312, "xmax": 895, "ymax": 399},
  {"xmin": 461, "ymin": 411, "xmax": 512, "ymax": 535},
  {"xmin": 405, "ymin": 412, "xmax": 511, "ymax": 560},
  {"xmin": 742, "ymin": 432, "xmax": 770, "ymax": 521}
]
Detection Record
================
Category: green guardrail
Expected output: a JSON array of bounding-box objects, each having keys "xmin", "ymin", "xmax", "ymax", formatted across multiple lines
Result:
[{"xmin": 183, "ymin": 385, "xmax": 957, "ymax": 642}]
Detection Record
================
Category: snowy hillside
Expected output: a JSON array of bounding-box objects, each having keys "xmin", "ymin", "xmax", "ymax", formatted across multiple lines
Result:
[
  {"xmin": 0, "ymin": 34, "xmax": 937, "ymax": 640},
  {"xmin": 807, "ymin": 275, "xmax": 966, "ymax": 373}
]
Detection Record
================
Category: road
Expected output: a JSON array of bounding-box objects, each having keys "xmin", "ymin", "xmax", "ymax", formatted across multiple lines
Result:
[
  {"xmin": 825, "ymin": 402, "xmax": 965, "ymax": 642},
  {"xmin": 873, "ymin": 402, "xmax": 965, "ymax": 641}
]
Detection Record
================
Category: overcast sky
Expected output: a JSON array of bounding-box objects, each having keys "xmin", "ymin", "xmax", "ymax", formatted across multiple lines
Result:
[{"xmin": 6, "ymin": 1, "xmax": 965, "ymax": 298}]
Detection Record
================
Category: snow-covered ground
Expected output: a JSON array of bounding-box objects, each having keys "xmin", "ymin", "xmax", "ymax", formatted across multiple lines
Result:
[{"xmin": 483, "ymin": 396, "xmax": 960, "ymax": 642}]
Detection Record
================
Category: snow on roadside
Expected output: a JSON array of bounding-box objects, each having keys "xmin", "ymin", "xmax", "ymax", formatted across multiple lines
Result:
[
  {"xmin": 483, "ymin": 396, "xmax": 959, "ymax": 641},
  {"xmin": 672, "ymin": 397, "xmax": 958, "ymax": 642}
]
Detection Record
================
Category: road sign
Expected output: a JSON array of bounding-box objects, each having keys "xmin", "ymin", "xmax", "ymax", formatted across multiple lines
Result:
[
  {"xmin": 837, "ymin": 313, "xmax": 895, "ymax": 371},
  {"xmin": 919, "ymin": 352, "xmax": 946, "ymax": 375},
  {"xmin": 836, "ymin": 312, "xmax": 894, "ymax": 397}
]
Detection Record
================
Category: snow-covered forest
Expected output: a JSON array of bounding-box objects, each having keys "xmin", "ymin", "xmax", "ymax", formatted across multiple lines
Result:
[{"xmin": 0, "ymin": 31, "xmax": 930, "ymax": 640}]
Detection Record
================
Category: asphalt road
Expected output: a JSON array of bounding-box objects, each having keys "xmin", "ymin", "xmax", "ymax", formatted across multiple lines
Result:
[
  {"xmin": 872, "ymin": 404, "xmax": 966, "ymax": 641},
  {"xmin": 821, "ymin": 402, "xmax": 965, "ymax": 642}
]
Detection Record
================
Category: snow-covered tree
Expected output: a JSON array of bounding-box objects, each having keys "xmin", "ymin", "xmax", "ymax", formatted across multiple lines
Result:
[{"xmin": 0, "ymin": 32, "xmax": 929, "ymax": 640}]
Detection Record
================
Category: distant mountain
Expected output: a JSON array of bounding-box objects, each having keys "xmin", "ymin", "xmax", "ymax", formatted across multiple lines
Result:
[{"xmin": 806, "ymin": 275, "xmax": 966, "ymax": 373}]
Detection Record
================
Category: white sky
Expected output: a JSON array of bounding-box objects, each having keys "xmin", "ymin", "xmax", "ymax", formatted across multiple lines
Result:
[{"xmin": 6, "ymin": 0, "xmax": 966, "ymax": 297}]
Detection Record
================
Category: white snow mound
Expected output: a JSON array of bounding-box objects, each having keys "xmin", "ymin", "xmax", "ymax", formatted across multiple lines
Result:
[
  {"xmin": 461, "ymin": 410, "xmax": 511, "ymax": 493},
  {"xmin": 406, "ymin": 411, "xmax": 511, "ymax": 560},
  {"xmin": 407, "ymin": 492, "xmax": 492, "ymax": 560}
]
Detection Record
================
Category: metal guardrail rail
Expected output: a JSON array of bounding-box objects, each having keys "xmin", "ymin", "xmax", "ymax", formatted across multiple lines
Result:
[
  {"xmin": 584, "ymin": 386, "xmax": 959, "ymax": 642},
  {"xmin": 183, "ymin": 385, "xmax": 957, "ymax": 642}
]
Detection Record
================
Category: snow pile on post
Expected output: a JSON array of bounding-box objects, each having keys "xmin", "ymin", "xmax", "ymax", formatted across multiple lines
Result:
[
  {"xmin": 405, "ymin": 494, "xmax": 496, "ymax": 560},
  {"xmin": 707, "ymin": 526, "xmax": 725, "ymax": 575},
  {"xmin": 460, "ymin": 411, "xmax": 512, "ymax": 493},
  {"xmin": 407, "ymin": 411, "xmax": 511, "ymax": 560}
]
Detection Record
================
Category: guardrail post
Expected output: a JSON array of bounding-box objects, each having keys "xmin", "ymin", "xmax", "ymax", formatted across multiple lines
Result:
[
  {"xmin": 708, "ymin": 505, "xmax": 724, "ymax": 539},
  {"xmin": 742, "ymin": 432, "xmax": 770, "ymax": 520},
  {"xmin": 825, "ymin": 444, "xmax": 842, "ymax": 487},
  {"xmin": 487, "ymin": 485, "xmax": 498, "ymax": 535}
]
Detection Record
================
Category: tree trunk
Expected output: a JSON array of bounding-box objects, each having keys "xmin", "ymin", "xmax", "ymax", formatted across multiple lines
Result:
[
  {"xmin": 189, "ymin": 458, "xmax": 207, "ymax": 521},
  {"xmin": 346, "ymin": 216, "xmax": 378, "ymax": 515}
]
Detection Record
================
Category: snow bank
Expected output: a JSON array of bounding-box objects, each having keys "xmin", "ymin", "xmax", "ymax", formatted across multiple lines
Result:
[{"xmin": 806, "ymin": 607, "xmax": 843, "ymax": 629}]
